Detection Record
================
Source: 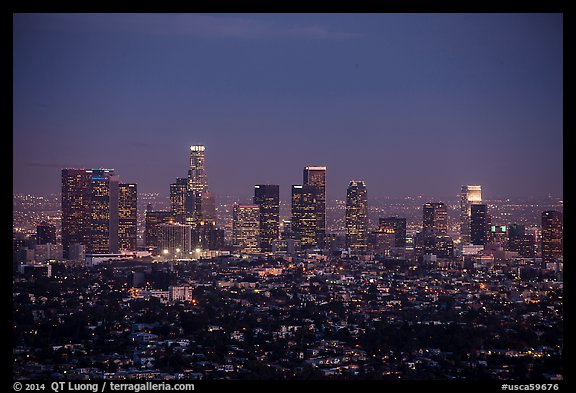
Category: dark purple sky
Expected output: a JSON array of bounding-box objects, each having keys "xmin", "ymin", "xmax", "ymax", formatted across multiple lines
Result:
[{"xmin": 13, "ymin": 13, "xmax": 563, "ymax": 202}]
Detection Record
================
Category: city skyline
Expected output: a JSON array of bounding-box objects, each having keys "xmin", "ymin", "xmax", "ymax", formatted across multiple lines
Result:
[{"xmin": 13, "ymin": 13, "xmax": 563, "ymax": 201}]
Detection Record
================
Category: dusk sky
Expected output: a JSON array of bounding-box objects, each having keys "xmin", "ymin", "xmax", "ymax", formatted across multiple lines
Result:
[{"xmin": 13, "ymin": 13, "xmax": 563, "ymax": 202}]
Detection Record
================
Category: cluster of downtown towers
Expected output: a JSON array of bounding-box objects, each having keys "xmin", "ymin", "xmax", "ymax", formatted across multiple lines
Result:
[{"xmin": 60, "ymin": 145, "xmax": 563, "ymax": 266}]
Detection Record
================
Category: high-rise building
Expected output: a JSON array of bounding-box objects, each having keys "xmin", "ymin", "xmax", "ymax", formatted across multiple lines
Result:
[
  {"xmin": 188, "ymin": 145, "xmax": 208, "ymax": 195},
  {"xmin": 157, "ymin": 222, "xmax": 192, "ymax": 256},
  {"xmin": 507, "ymin": 223, "xmax": 535, "ymax": 257},
  {"xmin": 345, "ymin": 180, "xmax": 368, "ymax": 253},
  {"xmin": 541, "ymin": 210, "xmax": 563, "ymax": 266},
  {"xmin": 118, "ymin": 183, "xmax": 137, "ymax": 251},
  {"xmin": 201, "ymin": 191, "xmax": 217, "ymax": 225},
  {"xmin": 378, "ymin": 217, "xmax": 407, "ymax": 249},
  {"xmin": 145, "ymin": 211, "xmax": 177, "ymax": 254},
  {"xmin": 507, "ymin": 223, "xmax": 525, "ymax": 251},
  {"xmin": 61, "ymin": 169, "xmax": 91, "ymax": 258},
  {"xmin": 460, "ymin": 185, "xmax": 482, "ymax": 244},
  {"xmin": 36, "ymin": 222, "xmax": 56, "ymax": 245},
  {"xmin": 423, "ymin": 202, "xmax": 448, "ymax": 235},
  {"xmin": 232, "ymin": 204, "xmax": 260, "ymax": 254},
  {"xmin": 291, "ymin": 185, "xmax": 318, "ymax": 250},
  {"xmin": 185, "ymin": 145, "xmax": 208, "ymax": 226},
  {"xmin": 88, "ymin": 169, "xmax": 118, "ymax": 254},
  {"xmin": 470, "ymin": 203, "xmax": 488, "ymax": 246},
  {"xmin": 303, "ymin": 166, "xmax": 326, "ymax": 248},
  {"xmin": 61, "ymin": 168, "xmax": 123, "ymax": 256},
  {"xmin": 170, "ymin": 178, "xmax": 188, "ymax": 223},
  {"xmin": 254, "ymin": 185, "xmax": 280, "ymax": 252}
]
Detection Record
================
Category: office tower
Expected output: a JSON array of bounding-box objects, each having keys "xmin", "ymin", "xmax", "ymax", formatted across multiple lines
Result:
[
  {"xmin": 185, "ymin": 145, "xmax": 208, "ymax": 226},
  {"xmin": 88, "ymin": 169, "xmax": 118, "ymax": 254},
  {"xmin": 460, "ymin": 185, "xmax": 482, "ymax": 244},
  {"xmin": 144, "ymin": 211, "xmax": 177, "ymax": 253},
  {"xmin": 303, "ymin": 166, "xmax": 326, "ymax": 248},
  {"xmin": 541, "ymin": 210, "xmax": 563, "ymax": 266},
  {"xmin": 201, "ymin": 191, "xmax": 217, "ymax": 225},
  {"xmin": 345, "ymin": 180, "xmax": 368, "ymax": 253},
  {"xmin": 118, "ymin": 183, "xmax": 137, "ymax": 251},
  {"xmin": 372, "ymin": 225, "xmax": 396, "ymax": 256},
  {"xmin": 61, "ymin": 168, "xmax": 121, "ymax": 256},
  {"xmin": 470, "ymin": 203, "xmax": 488, "ymax": 246},
  {"xmin": 507, "ymin": 223, "xmax": 535, "ymax": 257},
  {"xmin": 254, "ymin": 185, "xmax": 280, "ymax": 252},
  {"xmin": 61, "ymin": 169, "xmax": 91, "ymax": 258},
  {"xmin": 232, "ymin": 204, "xmax": 260, "ymax": 254},
  {"xmin": 507, "ymin": 224, "xmax": 525, "ymax": 251},
  {"xmin": 36, "ymin": 222, "xmax": 56, "ymax": 245},
  {"xmin": 291, "ymin": 185, "xmax": 318, "ymax": 250},
  {"xmin": 188, "ymin": 145, "xmax": 208, "ymax": 195},
  {"xmin": 170, "ymin": 178, "xmax": 188, "ymax": 223},
  {"xmin": 379, "ymin": 217, "xmax": 407, "ymax": 249},
  {"xmin": 157, "ymin": 222, "xmax": 192, "ymax": 256},
  {"xmin": 423, "ymin": 202, "xmax": 448, "ymax": 235}
]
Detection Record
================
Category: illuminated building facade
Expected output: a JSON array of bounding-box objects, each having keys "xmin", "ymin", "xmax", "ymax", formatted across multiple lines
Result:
[
  {"xmin": 157, "ymin": 222, "xmax": 192, "ymax": 256},
  {"xmin": 379, "ymin": 217, "xmax": 407, "ymax": 249},
  {"xmin": 170, "ymin": 178, "xmax": 188, "ymax": 223},
  {"xmin": 303, "ymin": 166, "xmax": 326, "ymax": 248},
  {"xmin": 541, "ymin": 210, "xmax": 563, "ymax": 266},
  {"xmin": 144, "ymin": 211, "xmax": 177, "ymax": 253},
  {"xmin": 291, "ymin": 185, "xmax": 318, "ymax": 250},
  {"xmin": 61, "ymin": 169, "xmax": 91, "ymax": 258},
  {"xmin": 470, "ymin": 203, "xmax": 488, "ymax": 246},
  {"xmin": 423, "ymin": 202, "xmax": 448, "ymax": 235},
  {"xmin": 232, "ymin": 204, "xmax": 260, "ymax": 254},
  {"xmin": 185, "ymin": 145, "xmax": 208, "ymax": 226},
  {"xmin": 254, "ymin": 185, "xmax": 280, "ymax": 252},
  {"xmin": 460, "ymin": 185, "xmax": 482, "ymax": 244},
  {"xmin": 118, "ymin": 183, "xmax": 138, "ymax": 251},
  {"xmin": 88, "ymin": 169, "xmax": 118, "ymax": 254},
  {"xmin": 345, "ymin": 180, "xmax": 368, "ymax": 253},
  {"xmin": 61, "ymin": 168, "xmax": 124, "ymax": 256}
]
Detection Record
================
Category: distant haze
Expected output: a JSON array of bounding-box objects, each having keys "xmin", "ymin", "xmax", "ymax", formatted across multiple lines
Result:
[{"xmin": 13, "ymin": 13, "xmax": 563, "ymax": 202}]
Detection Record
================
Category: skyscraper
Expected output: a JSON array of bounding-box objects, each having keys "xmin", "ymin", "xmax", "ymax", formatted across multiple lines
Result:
[
  {"xmin": 232, "ymin": 204, "xmax": 260, "ymax": 254},
  {"xmin": 201, "ymin": 191, "xmax": 217, "ymax": 225},
  {"xmin": 541, "ymin": 210, "xmax": 563, "ymax": 266},
  {"xmin": 170, "ymin": 177, "xmax": 188, "ymax": 223},
  {"xmin": 88, "ymin": 169, "xmax": 118, "ymax": 254},
  {"xmin": 460, "ymin": 185, "xmax": 482, "ymax": 244},
  {"xmin": 470, "ymin": 203, "xmax": 488, "ymax": 246},
  {"xmin": 291, "ymin": 185, "xmax": 318, "ymax": 250},
  {"xmin": 118, "ymin": 183, "xmax": 137, "ymax": 251},
  {"xmin": 254, "ymin": 185, "xmax": 280, "ymax": 252},
  {"xmin": 157, "ymin": 222, "xmax": 192, "ymax": 256},
  {"xmin": 144, "ymin": 211, "xmax": 177, "ymax": 254},
  {"xmin": 379, "ymin": 217, "xmax": 407, "ymax": 249},
  {"xmin": 61, "ymin": 168, "xmax": 123, "ymax": 256},
  {"xmin": 188, "ymin": 145, "xmax": 208, "ymax": 195},
  {"xmin": 303, "ymin": 166, "xmax": 326, "ymax": 248},
  {"xmin": 61, "ymin": 169, "xmax": 91, "ymax": 258},
  {"xmin": 345, "ymin": 180, "xmax": 368, "ymax": 253},
  {"xmin": 185, "ymin": 145, "xmax": 207, "ymax": 226},
  {"xmin": 423, "ymin": 202, "xmax": 448, "ymax": 235}
]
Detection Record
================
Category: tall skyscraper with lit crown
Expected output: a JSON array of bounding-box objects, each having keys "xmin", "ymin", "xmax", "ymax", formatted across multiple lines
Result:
[{"xmin": 460, "ymin": 185, "xmax": 482, "ymax": 244}]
